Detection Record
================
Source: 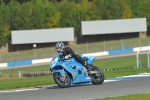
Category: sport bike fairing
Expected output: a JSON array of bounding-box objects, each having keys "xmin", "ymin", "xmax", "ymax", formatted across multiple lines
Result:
[{"xmin": 50, "ymin": 53, "xmax": 95, "ymax": 84}]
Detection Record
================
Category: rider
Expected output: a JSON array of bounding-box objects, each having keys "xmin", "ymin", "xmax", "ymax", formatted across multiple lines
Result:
[{"xmin": 55, "ymin": 42, "xmax": 92, "ymax": 73}]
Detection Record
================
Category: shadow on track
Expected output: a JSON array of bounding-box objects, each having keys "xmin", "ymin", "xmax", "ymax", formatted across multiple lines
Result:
[{"xmin": 44, "ymin": 83, "xmax": 93, "ymax": 89}]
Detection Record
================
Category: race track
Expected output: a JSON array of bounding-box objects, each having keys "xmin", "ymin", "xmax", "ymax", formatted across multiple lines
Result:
[{"xmin": 1, "ymin": 73, "xmax": 150, "ymax": 100}]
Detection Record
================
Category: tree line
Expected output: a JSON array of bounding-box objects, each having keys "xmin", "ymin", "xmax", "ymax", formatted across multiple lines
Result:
[{"xmin": 0, "ymin": 0, "xmax": 150, "ymax": 45}]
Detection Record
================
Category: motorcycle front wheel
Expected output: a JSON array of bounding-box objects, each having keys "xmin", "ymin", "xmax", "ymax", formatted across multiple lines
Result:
[
  {"xmin": 53, "ymin": 72, "xmax": 71, "ymax": 88},
  {"xmin": 90, "ymin": 66, "xmax": 104, "ymax": 85}
]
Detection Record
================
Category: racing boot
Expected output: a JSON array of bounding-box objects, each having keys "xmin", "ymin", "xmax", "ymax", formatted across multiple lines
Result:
[
  {"xmin": 84, "ymin": 61, "xmax": 93, "ymax": 74},
  {"xmin": 84, "ymin": 61, "xmax": 98, "ymax": 74},
  {"xmin": 86, "ymin": 65, "xmax": 98, "ymax": 74}
]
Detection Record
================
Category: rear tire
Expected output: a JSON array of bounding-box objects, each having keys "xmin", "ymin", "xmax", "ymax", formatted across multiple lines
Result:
[
  {"xmin": 53, "ymin": 71, "xmax": 71, "ymax": 88},
  {"xmin": 90, "ymin": 66, "xmax": 104, "ymax": 85}
]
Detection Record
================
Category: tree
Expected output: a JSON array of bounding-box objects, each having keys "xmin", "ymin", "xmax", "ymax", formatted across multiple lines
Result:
[
  {"xmin": 121, "ymin": 0, "xmax": 132, "ymax": 19},
  {"xmin": 45, "ymin": 1, "xmax": 60, "ymax": 28},
  {"xmin": 57, "ymin": 1, "xmax": 76, "ymax": 28},
  {"xmin": 72, "ymin": 3, "xmax": 86, "ymax": 36},
  {"xmin": 30, "ymin": 0, "xmax": 46, "ymax": 29},
  {"xmin": 0, "ymin": 16, "xmax": 6, "ymax": 44},
  {"xmin": 20, "ymin": 1, "xmax": 32, "ymax": 29},
  {"xmin": 127, "ymin": 0, "xmax": 144, "ymax": 18},
  {"xmin": 143, "ymin": 0, "xmax": 150, "ymax": 31},
  {"xmin": 96, "ymin": 0, "xmax": 122, "ymax": 20},
  {"xmin": 0, "ymin": 2, "xmax": 10, "ymax": 44},
  {"xmin": 85, "ymin": 0, "xmax": 102, "ymax": 21},
  {"xmin": 8, "ymin": 0, "xmax": 24, "ymax": 30}
]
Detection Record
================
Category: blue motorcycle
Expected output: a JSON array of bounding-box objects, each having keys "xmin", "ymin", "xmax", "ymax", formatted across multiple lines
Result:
[{"xmin": 50, "ymin": 53, "xmax": 104, "ymax": 88}]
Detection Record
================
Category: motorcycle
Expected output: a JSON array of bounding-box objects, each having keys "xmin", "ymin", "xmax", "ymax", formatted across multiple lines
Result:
[{"xmin": 50, "ymin": 53, "xmax": 104, "ymax": 88}]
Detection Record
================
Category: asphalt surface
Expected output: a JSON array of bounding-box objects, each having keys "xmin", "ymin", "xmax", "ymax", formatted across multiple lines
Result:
[{"xmin": 1, "ymin": 76, "xmax": 150, "ymax": 100}]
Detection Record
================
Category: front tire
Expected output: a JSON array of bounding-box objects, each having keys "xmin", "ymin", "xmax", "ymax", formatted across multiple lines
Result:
[
  {"xmin": 53, "ymin": 72, "xmax": 71, "ymax": 88},
  {"xmin": 90, "ymin": 66, "xmax": 104, "ymax": 85}
]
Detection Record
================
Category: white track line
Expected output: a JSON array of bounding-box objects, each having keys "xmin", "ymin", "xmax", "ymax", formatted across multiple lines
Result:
[{"xmin": 0, "ymin": 88, "xmax": 40, "ymax": 93}]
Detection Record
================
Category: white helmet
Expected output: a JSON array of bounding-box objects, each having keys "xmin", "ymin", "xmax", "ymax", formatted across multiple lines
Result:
[{"xmin": 55, "ymin": 42, "xmax": 65, "ymax": 52}]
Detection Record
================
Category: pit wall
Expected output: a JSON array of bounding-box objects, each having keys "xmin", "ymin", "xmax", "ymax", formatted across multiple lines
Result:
[{"xmin": 0, "ymin": 46, "xmax": 150, "ymax": 68}]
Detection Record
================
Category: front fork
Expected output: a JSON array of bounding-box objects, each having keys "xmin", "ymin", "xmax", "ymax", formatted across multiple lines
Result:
[
  {"xmin": 53, "ymin": 68, "xmax": 68, "ymax": 82},
  {"xmin": 61, "ymin": 68, "xmax": 65, "ymax": 76},
  {"xmin": 59, "ymin": 68, "xmax": 68, "ymax": 82}
]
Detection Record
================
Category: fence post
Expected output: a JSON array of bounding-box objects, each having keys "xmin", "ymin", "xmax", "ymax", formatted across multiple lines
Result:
[
  {"xmin": 147, "ymin": 50, "xmax": 150, "ymax": 68},
  {"xmin": 51, "ymin": 45, "xmax": 53, "ymax": 57},
  {"xmin": 103, "ymin": 39, "xmax": 106, "ymax": 51},
  {"xmin": 86, "ymin": 41, "xmax": 88, "ymax": 53},
  {"xmin": 138, "ymin": 38, "xmax": 141, "ymax": 47},
  {"xmin": 136, "ymin": 47, "xmax": 142, "ymax": 69},
  {"xmin": 0, "ymin": 54, "xmax": 1, "ymax": 63},
  {"xmin": 19, "ymin": 71, "xmax": 21, "ymax": 78},
  {"xmin": 121, "ymin": 37, "xmax": 124, "ymax": 49},
  {"xmin": 17, "ymin": 49, "xmax": 19, "ymax": 61},
  {"xmin": 33, "ymin": 44, "xmax": 36, "ymax": 59}
]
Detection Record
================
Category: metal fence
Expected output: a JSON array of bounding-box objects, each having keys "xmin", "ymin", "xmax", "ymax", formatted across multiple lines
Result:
[{"xmin": 0, "ymin": 37, "xmax": 150, "ymax": 63}]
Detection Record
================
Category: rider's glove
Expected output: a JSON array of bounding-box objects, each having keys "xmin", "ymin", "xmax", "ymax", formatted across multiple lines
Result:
[{"xmin": 64, "ymin": 54, "xmax": 72, "ymax": 59}]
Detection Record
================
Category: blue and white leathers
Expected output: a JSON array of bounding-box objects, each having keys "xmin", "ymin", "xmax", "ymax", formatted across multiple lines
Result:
[{"xmin": 50, "ymin": 52, "xmax": 95, "ymax": 84}]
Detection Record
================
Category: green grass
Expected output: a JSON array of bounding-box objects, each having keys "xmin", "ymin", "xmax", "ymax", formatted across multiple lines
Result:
[
  {"xmin": 94, "ymin": 55, "xmax": 148, "ymax": 69},
  {"xmin": 104, "ymin": 68, "xmax": 150, "ymax": 78},
  {"xmin": 0, "ymin": 76, "xmax": 55, "ymax": 90},
  {"xmin": 94, "ymin": 93, "xmax": 150, "ymax": 100}
]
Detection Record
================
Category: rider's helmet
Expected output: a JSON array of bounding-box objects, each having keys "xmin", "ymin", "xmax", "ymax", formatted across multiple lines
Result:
[{"xmin": 55, "ymin": 42, "xmax": 65, "ymax": 53}]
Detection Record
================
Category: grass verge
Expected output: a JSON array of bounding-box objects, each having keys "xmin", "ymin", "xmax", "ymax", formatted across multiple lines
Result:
[
  {"xmin": 0, "ymin": 76, "xmax": 55, "ymax": 90},
  {"xmin": 94, "ymin": 93, "xmax": 150, "ymax": 100}
]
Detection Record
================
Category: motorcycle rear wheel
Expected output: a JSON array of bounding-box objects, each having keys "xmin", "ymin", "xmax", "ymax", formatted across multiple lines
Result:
[
  {"xmin": 90, "ymin": 66, "xmax": 104, "ymax": 85},
  {"xmin": 53, "ymin": 72, "xmax": 71, "ymax": 88}
]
